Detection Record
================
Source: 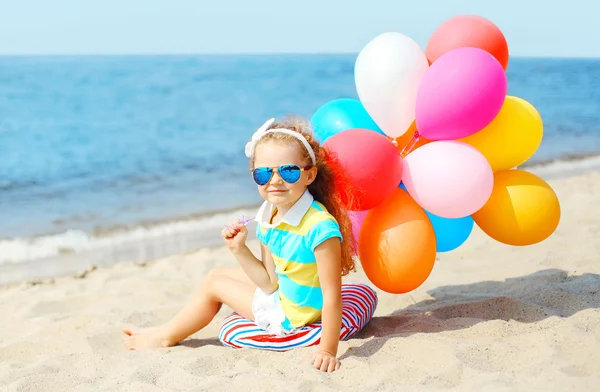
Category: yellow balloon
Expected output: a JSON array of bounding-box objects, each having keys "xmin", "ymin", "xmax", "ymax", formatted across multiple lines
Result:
[
  {"xmin": 472, "ymin": 170, "xmax": 560, "ymax": 246},
  {"xmin": 460, "ymin": 96, "xmax": 543, "ymax": 172}
]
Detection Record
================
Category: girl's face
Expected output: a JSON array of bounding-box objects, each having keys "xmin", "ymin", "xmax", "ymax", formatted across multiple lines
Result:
[{"xmin": 252, "ymin": 140, "xmax": 316, "ymax": 210}]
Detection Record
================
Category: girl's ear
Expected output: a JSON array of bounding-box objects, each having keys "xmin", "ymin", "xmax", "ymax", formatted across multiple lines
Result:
[{"xmin": 305, "ymin": 166, "xmax": 318, "ymax": 186}]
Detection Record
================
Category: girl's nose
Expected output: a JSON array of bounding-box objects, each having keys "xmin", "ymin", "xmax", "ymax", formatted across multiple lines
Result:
[{"xmin": 270, "ymin": 170, "xmax": 284, "ymax": 184}]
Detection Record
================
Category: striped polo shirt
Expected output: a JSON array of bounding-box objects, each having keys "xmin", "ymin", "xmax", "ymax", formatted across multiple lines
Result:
[{"xmin": 255, "ymin": 190, "xmax": 342, "ymax": 328}]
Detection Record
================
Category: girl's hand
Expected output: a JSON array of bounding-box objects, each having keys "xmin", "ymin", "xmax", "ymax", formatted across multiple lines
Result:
[
  {"xmin": 221, "ymin": 221, "xmax": 248, "ymax": 251},
  {"xmin": 313, "ymin": 350, "xmax": 341, "ymax": 373}
]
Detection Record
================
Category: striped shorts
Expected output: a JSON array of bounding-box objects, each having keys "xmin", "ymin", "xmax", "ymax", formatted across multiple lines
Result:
[{"xmin": 218, "ymin": 283, "xmax": 378, "ymax": 351}]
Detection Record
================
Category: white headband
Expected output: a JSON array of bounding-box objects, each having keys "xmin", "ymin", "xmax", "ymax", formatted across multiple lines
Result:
[{"xmin": 244, "ymin": 118, "xmax": 317, "ymax": 166}]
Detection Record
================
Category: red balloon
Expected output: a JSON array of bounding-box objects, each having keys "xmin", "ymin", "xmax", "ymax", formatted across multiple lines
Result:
[
  {"xmin": 425, "ymin": 15, "xmax": 509, "ymax": 70},
  {"xmin": 324, "ymin": 129, "xmax": 402, "ymax": 211}
]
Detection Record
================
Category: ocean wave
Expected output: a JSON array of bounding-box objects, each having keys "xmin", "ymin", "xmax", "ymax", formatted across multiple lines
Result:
[{"xmin": 0, "ymin": 206, "xmax": 259, "ymax": 265}]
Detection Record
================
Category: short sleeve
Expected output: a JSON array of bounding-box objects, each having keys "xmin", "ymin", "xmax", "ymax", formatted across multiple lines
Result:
[
  {"xmin": 307, "ymin": 218, "xmax": 342, "ymax": 252},
  {"xmin": 256, "ymin": 224, "xmax": 268, "ymax": 245}
]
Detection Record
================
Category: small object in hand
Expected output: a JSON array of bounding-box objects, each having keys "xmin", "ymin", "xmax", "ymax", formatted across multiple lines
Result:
[{"xmin": 224, "ymin": 215, "xmax": 255, "ymax": 230}]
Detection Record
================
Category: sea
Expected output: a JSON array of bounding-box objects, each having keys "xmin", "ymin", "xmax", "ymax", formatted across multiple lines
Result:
[{"xmin": 1, "ymin": 55, "xmax": 599, "ymax": 285}]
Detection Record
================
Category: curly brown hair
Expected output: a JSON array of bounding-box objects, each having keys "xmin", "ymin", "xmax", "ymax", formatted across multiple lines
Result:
[{"xmin": 250, "ymin": 116, "xmax": 357, "ymax": 276}]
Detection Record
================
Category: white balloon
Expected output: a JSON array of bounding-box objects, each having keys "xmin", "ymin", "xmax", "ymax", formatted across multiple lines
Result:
[{"xmin": 355, "ymin": 32, "xmax": 429, "ymax": 138}]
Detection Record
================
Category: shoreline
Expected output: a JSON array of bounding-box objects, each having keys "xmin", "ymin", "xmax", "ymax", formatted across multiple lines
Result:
[
  {"xmin": 0, "ymin": 205, "xmax": 260, "ymax": 287},
  {"xmin": 2, "ymin": 152, "xmax": 600, "ymax": 288},
  {"xmin": 521, "ymin": 151, "xmax": 600, "ymax": 168}
]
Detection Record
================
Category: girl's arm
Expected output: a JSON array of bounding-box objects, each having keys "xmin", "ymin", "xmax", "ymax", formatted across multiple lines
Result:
[
  {"xmin": 224, "ymin": 222, "xmax": 278, "ymax": 294},
  {"xmin": 231, "ymin": 242, "xmax": 278, "ymax": 294},
  {"xmin": 314, "ymin": 237, "xmax": 343, "ymax": 370}
]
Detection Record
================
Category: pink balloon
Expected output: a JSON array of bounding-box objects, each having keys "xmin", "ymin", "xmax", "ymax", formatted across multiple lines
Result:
[
  {"xmin": 402, "ymin": 141, "xmax": 493, "ymax": 218},
  {"xmin": 348, "ymin": 210, "xmax": 368, "ymax": 247},
  {"xmin": 415, "ymin": 47, "xmax": 507, "ymax": 140}
]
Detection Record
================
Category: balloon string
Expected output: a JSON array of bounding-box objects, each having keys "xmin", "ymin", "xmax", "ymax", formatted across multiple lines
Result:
[{"xmin": 400, "ymin": 131, "xmax": 420, "ymax": 157}]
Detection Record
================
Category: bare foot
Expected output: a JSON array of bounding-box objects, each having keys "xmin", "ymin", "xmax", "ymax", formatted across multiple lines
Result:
[
  {"xmin": 122, "ymin": 326, "xmax": 159, "ymax": 336},
  {"xmin": 123, "ymin": 327, "xmax": 176, "ymax": 350}
]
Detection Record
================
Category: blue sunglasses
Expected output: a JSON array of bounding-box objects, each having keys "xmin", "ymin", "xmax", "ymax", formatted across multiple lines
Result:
[{"xmin": 251, "ymin": 164, "xmax": 311, "ymax": 186}]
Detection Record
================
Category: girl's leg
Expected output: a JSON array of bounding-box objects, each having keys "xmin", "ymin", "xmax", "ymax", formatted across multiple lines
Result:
[{"xmin": 123, "ymin": 268, "xmax": 256, "ymax": 349}]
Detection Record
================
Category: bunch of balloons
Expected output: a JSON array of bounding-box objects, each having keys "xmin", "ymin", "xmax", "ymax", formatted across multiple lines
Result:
[{"xmin": 311, "ymin": 15, "xmax": 561, "ymax": 294}]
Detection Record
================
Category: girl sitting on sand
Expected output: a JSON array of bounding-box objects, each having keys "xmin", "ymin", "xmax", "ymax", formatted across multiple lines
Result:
[{"xmin": 123, "ymin": 117, "xmax": 357, "ymax": 373}]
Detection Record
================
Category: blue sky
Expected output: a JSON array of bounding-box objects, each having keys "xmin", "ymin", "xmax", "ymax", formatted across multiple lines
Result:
[{"xmin": 0, "ymin": 0, "xmax": 595, "ymax": 57}]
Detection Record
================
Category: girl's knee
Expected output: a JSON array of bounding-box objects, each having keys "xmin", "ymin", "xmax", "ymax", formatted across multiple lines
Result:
[
  {"xmin": 199, "ymin": 268, "xmax": 250, "ymax": 299},
  {"xmin": 201, "ymin": 269, "xmax": 228, "ymax": 293},
  {"xmin": 204, "ymin": 268, "xmax": 226, "ymax": 282}
]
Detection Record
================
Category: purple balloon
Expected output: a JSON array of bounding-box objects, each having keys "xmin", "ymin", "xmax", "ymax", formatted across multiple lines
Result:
[{"xmin": 415, "ymin": 47, "xmax": 507, "ymax": 140}]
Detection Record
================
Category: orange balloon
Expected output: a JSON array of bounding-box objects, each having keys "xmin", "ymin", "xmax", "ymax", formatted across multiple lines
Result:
[
  {"xmin": 394, "ymin": 121, "xmax": 431, "ymax": 156},
  {"xmin": 358, "ymin": 188, "xmax": 437, "ymax": 294},
  {"xmin": 426, "ymin": 15, "xmax": 509, "ymax": 70},
  {"xmin": 472, "ymin": 170, "xmax": 561, "ymax": 246}
]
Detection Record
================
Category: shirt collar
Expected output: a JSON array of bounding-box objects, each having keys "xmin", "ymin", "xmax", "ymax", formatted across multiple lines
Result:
[{"xmin": 255, "ymin": 190, "xmax": 314, "ymax": 228}]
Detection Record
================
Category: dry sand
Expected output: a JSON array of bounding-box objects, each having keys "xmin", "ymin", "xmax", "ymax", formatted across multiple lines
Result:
[{"xmin": 1, "ymin": 170, "xmax": 600, "ymax": 391}]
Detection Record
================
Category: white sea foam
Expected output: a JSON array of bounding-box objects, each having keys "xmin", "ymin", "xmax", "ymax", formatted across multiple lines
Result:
[
  {"xmin": 0, "ymin": 206, "xmax": 259, "ymax": 265},
  {"xmin": 526, "ymin": 154, "xmax": 600, "ymax": 180}
]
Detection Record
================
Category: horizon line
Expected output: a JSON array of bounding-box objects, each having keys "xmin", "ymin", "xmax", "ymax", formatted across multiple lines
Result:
[{"xmin": 0, "ymin": 52, "xmax": 598, "ymax": 59}]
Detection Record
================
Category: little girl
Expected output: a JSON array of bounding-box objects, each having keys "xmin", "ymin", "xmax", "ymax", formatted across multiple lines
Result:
[{"xmin": 123, "ymin": 117, "xmax": 356, "ymax": 373}]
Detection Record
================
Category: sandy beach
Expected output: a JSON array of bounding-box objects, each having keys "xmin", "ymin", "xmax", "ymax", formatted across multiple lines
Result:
[{"xmin": 1, "ymin": 164, "xmax": 600, "ymax": 391}]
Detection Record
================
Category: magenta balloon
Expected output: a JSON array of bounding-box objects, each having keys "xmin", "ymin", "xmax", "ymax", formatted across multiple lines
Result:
[
  {"xmin": 348, "ymin": 210, "xmax": 368, "ymax": 247},
  {"xmin": 401, "ymin": 141, "xmax": 494, "ymax": 218},
  {"xmin": 415, "ymin": 47, "xmax": 507, "ymax": 140}
]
